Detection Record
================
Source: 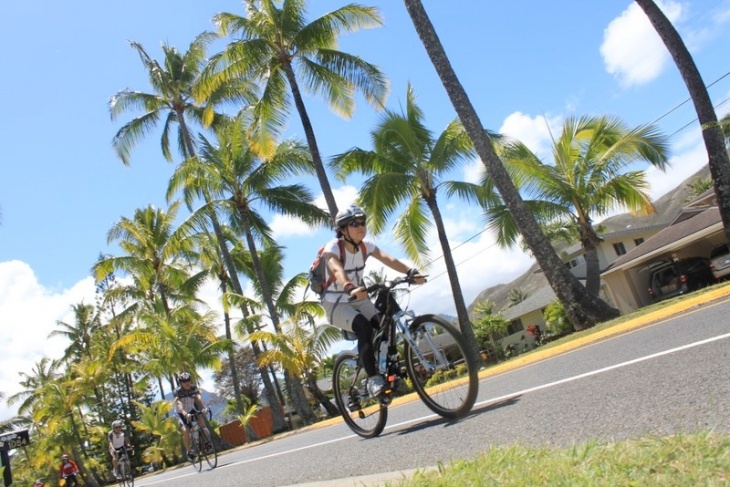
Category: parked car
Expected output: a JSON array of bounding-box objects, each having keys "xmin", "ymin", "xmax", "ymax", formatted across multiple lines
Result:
[
  {"xmin": 647, "ymin": 257, "xmax": 713, "ymax": 302},
  {"xmin": 709, "ymin": 243, "xmax": 730, "ymax": 280}
]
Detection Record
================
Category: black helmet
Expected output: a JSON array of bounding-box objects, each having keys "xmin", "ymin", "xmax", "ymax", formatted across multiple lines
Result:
[
  {"xmin": 335, "ymin": 205, "xmax": 366, "ymax": 229},
  {"xmin": 178, "ymin": 372, "xmax": 192, "ymax": 383}
]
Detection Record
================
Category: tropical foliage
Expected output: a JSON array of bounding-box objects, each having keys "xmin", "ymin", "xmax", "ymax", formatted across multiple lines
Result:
[{"xmin": 485, "ymin": 115, "xmax": 669, "ymax": 296}]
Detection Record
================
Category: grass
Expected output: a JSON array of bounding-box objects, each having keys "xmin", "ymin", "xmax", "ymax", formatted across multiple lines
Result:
[{"xmin": 390, "ymin": 431, "xmax": 730, "ymax": 486}]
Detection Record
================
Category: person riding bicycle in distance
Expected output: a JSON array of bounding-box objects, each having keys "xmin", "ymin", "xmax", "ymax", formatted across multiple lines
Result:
[
  {"xmin": 108, "ymin": 419, "xmax": 132, "ymax": 479},
  {"xmin": 322, "ymin": 204, "xmax": 425, "ymax": 397},
  {"xmin": 174, "ymin": 372, "xmax": 209, "ymax": 461},
  {"xmin": 58, "ymin": 454, "xmax": 80, "ymax": 486}
]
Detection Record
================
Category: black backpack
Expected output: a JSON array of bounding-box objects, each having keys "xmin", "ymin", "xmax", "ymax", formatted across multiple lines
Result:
[{"xmin": 307, "ymin": 240, "xmax": 367, "ymax": 297}]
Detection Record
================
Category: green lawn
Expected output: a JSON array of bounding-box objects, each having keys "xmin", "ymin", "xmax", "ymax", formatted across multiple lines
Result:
[{"xmin": 392, "ymin": 432, "xmax": 729, "ymax": 486}]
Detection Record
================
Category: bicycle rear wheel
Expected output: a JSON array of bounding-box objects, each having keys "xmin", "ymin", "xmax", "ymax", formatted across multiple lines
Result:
[
  {"xmin": 332, "ymin": 351, "xmax": 387, "ymax": 438},
  {"xmin": 404, "ymin": 314, "xmax": 478, "ymax": 419},
  {"xmin": 199, "ymin": 427, "xmax": 218, "ymax": 469}
]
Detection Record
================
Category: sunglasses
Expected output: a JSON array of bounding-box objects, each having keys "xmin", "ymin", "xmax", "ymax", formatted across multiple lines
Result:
[{"xmin": 348, "ymin": 219, "xmax": 366, "ymax": 228}]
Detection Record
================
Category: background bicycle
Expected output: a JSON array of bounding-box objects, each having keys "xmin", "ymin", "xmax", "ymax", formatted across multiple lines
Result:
[
  {"xmin": 188, "ymin": 407, "xmax": 218, "ymax": 471},
  {"xmin": 116, "ymin": 446, "xmax": 134, "ymax": 487}
]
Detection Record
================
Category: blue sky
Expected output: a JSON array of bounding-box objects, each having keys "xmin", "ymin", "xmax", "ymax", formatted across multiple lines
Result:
[{"xmin": 1, "ymin": 0, "xmax": 729, "ymax": 420}]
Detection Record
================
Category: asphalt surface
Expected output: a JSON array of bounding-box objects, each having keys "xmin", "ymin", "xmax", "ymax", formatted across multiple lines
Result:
[{"xmin": 283, "ymin": 282, "xmax": 730, "ymax": 486}]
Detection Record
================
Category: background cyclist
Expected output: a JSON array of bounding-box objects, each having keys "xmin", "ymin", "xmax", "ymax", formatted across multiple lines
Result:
[
  {"xmin": 108, "ymin": 419, "xmax": 132, "ymax": 479},
  {"xmin": 173, "ymin": 372, "xmax": 209, "ymax": 461},
  {"xmin": 58, "ymin": 454, "xmax": 80, "ymax": 486},
  {"xmin": 321, "ymin": 204, "xmax": 424, "ymax": 397}
]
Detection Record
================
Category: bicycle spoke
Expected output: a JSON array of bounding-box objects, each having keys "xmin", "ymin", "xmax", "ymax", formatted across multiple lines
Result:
[{"xmin": 405, "ymin": 315, "xmax": 478, "ymax": 418}]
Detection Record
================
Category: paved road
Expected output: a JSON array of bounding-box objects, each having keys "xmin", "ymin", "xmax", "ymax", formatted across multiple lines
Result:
[{"xmin": 134, "ymin": 292, "xmax": 730, "ymax": 487}]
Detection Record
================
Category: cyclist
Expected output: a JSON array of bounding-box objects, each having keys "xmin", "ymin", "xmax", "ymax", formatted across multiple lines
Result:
[
  {"xmin": 322, "ymin": 204, "xmax": 424, "ymax": 397},
  {"xmin": 108, "ymin": 419, "xmax": 132, "ymax": 479},
  {"xmin": 58, "ymin": 454, "xmax": 80, "ymax": 487},
  {"xmin": 173, "ymin": 372, "xmax": 209, "ymax": 461}
]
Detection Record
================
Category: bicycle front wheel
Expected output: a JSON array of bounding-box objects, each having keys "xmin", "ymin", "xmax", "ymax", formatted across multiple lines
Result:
[
  {"xmin": 189, "ymin": 432, "xmax": 202, "ymax": 472},
  {"xmin": 199, "ymin": 427, "xmax": 218, "ymax": 469},
  {"xmin": 404, "ymin": 314, "xmax": 478, "ymax": 419},
  {"xmin": 120, "ymin": 458, "xmax": 134, "ymax": 487},
  {"xmin": 332, "ymin": 351, "xmax": 387, "ymax": 438}
]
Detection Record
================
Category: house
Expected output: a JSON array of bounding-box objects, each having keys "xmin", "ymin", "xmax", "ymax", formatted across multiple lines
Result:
[
  {"xmin": 601, "ymin": 190, "xmax": 724, "ymax": 314},
  {"xmin": 498, "ymin": 222, "xmax": 667, "ymax": 347}
]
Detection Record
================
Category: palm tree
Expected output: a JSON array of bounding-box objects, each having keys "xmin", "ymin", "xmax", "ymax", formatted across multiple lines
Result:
[
  {"xmin": 249, "ymin": 318, "xmax": 342, "ymax": 418},
  {"xmin": 7, "ymin": 358, "xmax": 62, "ymax": 417},
  {"xmin": 634, "ymin": 0, "xmax": 730, "ymax": 243},
  {"xmin": 93, "ymin": 202, "xmax": 200, "ymax": 317},
  {"xmin": 333, "ymin": 84, "xmax": 491, "ymax": 364},
  {"xmin": 109, "ymin": 33, "xmax": 283, "ymax": 415},
  {"xmin": 189, "ymin": 228, "xmax": 247, "ymax": 416},
  {"xmin": 240, "ymin": 245, "xmax": 338, "ymax": 416},
  {"xmin": 110, "ymin": 32, "xmax": 253, "ymax": 164},
  {"xmin": 401, "ymin": 0, "xmax": 619, "ymax": 329},
  {"xmin": 168, "ymin": 114, "xmax": 329, "ymax": 425},
  {"xmin": 486, "ymin": 115, "xmax": 669, "ymax": 296},
  {"xmin": 131, "ymin": 400, "xmax": 180, "ymax": 467},
  {"xmin": 49, "ymin": 303, "xmax": 101, "ymax": 365},
  {"xmin": 209, "ymin": 0, "xmax": 390, "ymax": 217}
]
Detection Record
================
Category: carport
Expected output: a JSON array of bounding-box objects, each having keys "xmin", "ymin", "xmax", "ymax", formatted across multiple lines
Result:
[{"xmin": 602, "ymin": 206, "xmax": 724, "ymax": 314}]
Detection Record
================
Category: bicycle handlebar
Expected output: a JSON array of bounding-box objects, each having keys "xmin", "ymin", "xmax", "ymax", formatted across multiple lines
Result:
[{"xmin": 364, "ymin": 273, "xmax": 428, "ymax": 294}]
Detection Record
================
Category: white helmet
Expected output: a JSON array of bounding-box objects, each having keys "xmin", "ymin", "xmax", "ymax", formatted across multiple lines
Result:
[
  {"xmin": 335, "ymin": 204, "xmax": 366, "ymax": 229},
  {"xmin": 112, "ymin": 420, "xmax": 124, "ymax": 428}
]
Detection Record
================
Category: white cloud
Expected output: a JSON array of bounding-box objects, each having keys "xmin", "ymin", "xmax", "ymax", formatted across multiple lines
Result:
[
  {"xmin": 600, "ymin": 1, "xmax": 683, "ymax": 88},
  {"xmin": 270, "ymin": 214, "xmax": 319, "ymax": 239},
  {"xmin": 499, "ymin": 112, "xmax": 562, "ymax": 158},
  {"xmin": 0, "ymin": 261, "xmax": 96, "ymax": 420}
]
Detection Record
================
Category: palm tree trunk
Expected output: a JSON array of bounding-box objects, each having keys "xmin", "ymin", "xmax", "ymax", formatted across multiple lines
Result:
[
  {"xmin": 220, "ymin": 280, "xmax": 245, "ymax": 416},
  {"xmin": 157, "ymin": 377, "xmax": 165, "ymax": 402},
  {"xmin": 304, "ymin": 373, "xmax": 339, "ymax": 418},
  {"xmin": 283, "ymin": 63, "xmax": 339, "ymax": 218},
  {"xmin": 402, "ymin": 0, "xmax": 619, "ymax": 329},
  {"xmin": 238, "ymin": 209, "xmax": 317, "ymax": 426},
  {"xmin": 177, "ymin": 110, "xmax": 288, "ymax": 432},
  {"xmin": 634, "ymin": 0, "xmax": 730, "ymax": 243},
  {"xmin": 426, "ymin": 195, "xmax": 483, "ymax": 365},
  {"xmin": 578, "ymin": 221, "xmax": 602, "ymax": 296}
]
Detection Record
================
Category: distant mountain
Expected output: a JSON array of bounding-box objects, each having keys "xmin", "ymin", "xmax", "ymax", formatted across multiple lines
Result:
[
  {"xmin": 468, "ymin": 165, "xmax": 712, "ymax": 315},
  {"xmin": 164, "ymin": 388, "xmax": 229, "ymax": 423}
]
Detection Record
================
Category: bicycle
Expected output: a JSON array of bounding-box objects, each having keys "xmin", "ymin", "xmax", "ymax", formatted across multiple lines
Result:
[
  {"xmin": 61, "ymin": 474, "xmax": 79, "ymax": 487},
  {"xmin": 187, "ymin": 407, "xmax": 217, "ymax": 471},
  {"xmin": 332, "ymin": 274, "xmax": 479, "ymax": 438},
  {"xmin": 116, "ymin": 446, "xmax": 134, "ymax": 487}
]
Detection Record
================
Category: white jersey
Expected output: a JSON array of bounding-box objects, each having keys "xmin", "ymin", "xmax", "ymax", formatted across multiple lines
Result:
[
  {"xmin": 108, "ymin": 430, "xmax": 126, "ymax": 449},
  {"xmin": 322, "ymin": 238, "xmax": 375, "ymax": 303}
]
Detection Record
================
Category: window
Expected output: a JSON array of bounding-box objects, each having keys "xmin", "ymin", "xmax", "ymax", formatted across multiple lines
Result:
[
  {"xmin": 565, "ymin": 258, "xmax": 579, "ymax": 269},
  {"xmin": 507, "ymin": 319, "xmax": 524, "ymax": 336},
  {"xmin": 634, "ymin": 237, "xmax": 644, "ymax": 246},
  {"xmin": 613, "ymin": 242, "xmax": 627, "ymax": 256}
]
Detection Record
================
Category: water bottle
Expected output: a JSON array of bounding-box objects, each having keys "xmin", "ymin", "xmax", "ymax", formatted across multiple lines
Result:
[{"xmin": 378, "ymin": 339, "xmax": 388, "ymax": 373}]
